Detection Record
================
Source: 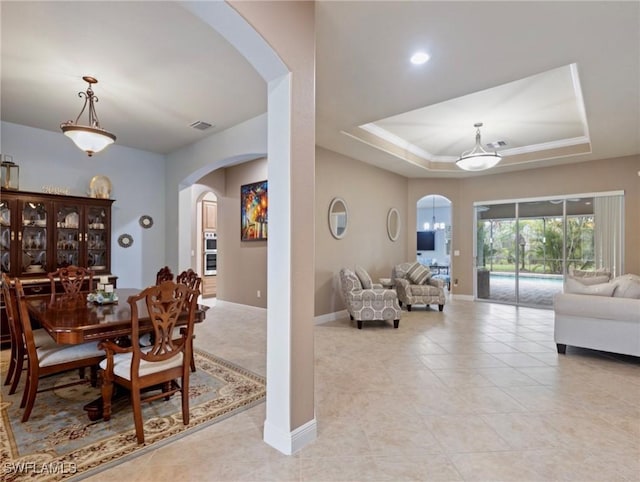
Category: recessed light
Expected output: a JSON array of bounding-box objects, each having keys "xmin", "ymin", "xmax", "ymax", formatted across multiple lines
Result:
[{"xmin": 410, "ymin": 51, "xmax": 430, "ymax": 65}]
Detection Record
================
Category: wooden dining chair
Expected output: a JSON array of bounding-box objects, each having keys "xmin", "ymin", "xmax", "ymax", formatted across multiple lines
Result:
[
  {"xmin": 176, "ymin": 269, "xmax": 202, "ymax": 372},
  {"xmin": 48, "ymin": 265, "xmax": 93, "ymax": 297},
  {"xmin": 155, "ymin": 266, "xmax": 174, "ymax": 285},
  {"xmin": 14, "ymin": 278, "xmax": 105, "ymax": 422},
  {"xmin": 48, "ymin": 265, "xmax": 95, "ymax": 381},
  {"xmin": 1, "ymin": 273, "xmax": 56, "ymax": 395},
  {"xmin": 99, "ymin": 280, "xmax": 199, "ymax": 444},
  {"xmin": 176, "ymin": 268, "xmax": 201, "ymax": 293},
  {"xmin": 138, "ymin": 266, "xmax": 178, "ymax": 347}
]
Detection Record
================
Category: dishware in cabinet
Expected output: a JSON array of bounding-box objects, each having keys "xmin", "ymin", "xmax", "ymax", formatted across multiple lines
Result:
[
  {"xmin": 0, "ymin": 198, "xmax": 16, "ymax": 274},
  {"xmin": 86, "ymin": 205, "xmax": 109, "ymax": 272},
  {"xmin": 53, "ymin": 200, "xmax": 112, "ymax": 272},
  {"xmin": 54, "ymin": 202, "xmax": 81, "ymax": 268},
  {"xmin": 19, "ymin": 199, "xmax": 49, "ymax": 275},
  {"xmin": 0, "ymin": 191, "xmax": 114, "ymax": 278}
]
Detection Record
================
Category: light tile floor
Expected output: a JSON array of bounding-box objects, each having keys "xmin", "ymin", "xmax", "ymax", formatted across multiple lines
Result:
[{"xmin": 86, "ymin": 297, "xmax": 640, "ymax": 481}]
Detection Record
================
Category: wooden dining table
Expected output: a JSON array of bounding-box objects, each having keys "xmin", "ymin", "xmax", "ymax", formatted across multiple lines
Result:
[
  {"xmin": 25, "ymin": 288, "xmax": 208, "ymax": 420},
  {"xmin": 26, "ymin": 288, "xmax": 208, "ymax": 345}
]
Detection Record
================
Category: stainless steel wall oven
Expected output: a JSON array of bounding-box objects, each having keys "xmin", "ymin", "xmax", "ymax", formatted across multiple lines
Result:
[{"xmin": 204, "ymin": 232, "xmax": 217, "ymax": 275}]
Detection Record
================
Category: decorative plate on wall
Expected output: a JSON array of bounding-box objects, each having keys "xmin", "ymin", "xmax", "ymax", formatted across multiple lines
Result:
[
  {"xmin": 117, "ymin": 233, "xmax": 133, "ymax": 248},
  {"xmin": 139, "ymin": 215, "xmax": 153, "ymax": 229}
]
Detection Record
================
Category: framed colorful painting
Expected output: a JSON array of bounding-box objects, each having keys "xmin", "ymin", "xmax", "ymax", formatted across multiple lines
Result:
[{"xmin": 241, "ymin": 180, "xmax": 268, "ymax": 241}]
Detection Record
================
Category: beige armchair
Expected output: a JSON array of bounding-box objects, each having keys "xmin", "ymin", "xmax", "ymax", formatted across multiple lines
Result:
[
  {"xmin": 339, "ymin": 267, "xmax": 401, "ymax": 329},
  {"xmin": 392, "ymin": 262, "xmax": 446, "ymax": 312}
]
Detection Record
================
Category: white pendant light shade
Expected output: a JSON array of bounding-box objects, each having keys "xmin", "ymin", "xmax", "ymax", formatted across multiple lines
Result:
[
  {"xmin": 456, "ymin": 153, "xmax": 502, "ymax": 171},
  {"xmin": 60, "ymin": 76, "xmax": 116, "ymax": 157},
  {"xmin": 456, "ymin": 123, "xmax": 501, "ymax": 171},
  {"xmin": 62, "ymin": 125, "xmax": 115, "ymax": 156}
]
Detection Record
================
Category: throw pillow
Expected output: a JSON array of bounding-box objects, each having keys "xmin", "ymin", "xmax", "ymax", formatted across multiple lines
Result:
[
  {"xmin": 569, "ymin": 268, "xmax": 611, "ymax": 285},
  {"xmin": 569, "ymin": 274, "xmax": 611, "ymax": 286},
  {"xmin": 343, "ymin": 268, "xmax": 362, "ymax": 290},
  {"xmin": 612, "ymin": 278, "xmax": 640, "ymax": 299},
  {"xmin": 406, "ymin": 262, "xmax": 431, "ymax": 285},
  {"xmin": 611, "ymin": 274, "xmax": 640, "ymax": 284},
  {"xmin": 565, "ymin": 277, "xmax": 616, "ymax": 296},
  {"xmin": 354, "ymin": 265, "xmax": 373, "ymax": 289}
]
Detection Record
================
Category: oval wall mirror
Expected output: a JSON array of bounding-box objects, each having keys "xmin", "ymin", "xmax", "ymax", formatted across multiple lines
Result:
[
  {"xmin": 328, "ymin": 197, "xmax": 348, "ymax": 239},
  {"xmin": 387, "ymin": 208, "xmax": 400, "ymax": 241}
]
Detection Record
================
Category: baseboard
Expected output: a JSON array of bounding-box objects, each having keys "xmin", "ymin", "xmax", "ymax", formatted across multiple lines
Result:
[
  {"xmin": 450, "ymin": 293, "xmax": 474, "ymax": 301},
  {"xmin": 212, "ymin": 300, "xmax": 345, "ymax": 324},
  {"xmin": 263, "ymin": 417, "xmax": 317, "ymax": 455},
  {"xmin": 314, "ymin": 309, "xmax": 348, "ymax": 325},
  {"xmin": 214, "ymin": 299, "xmax": 267, "ymax": 312}
]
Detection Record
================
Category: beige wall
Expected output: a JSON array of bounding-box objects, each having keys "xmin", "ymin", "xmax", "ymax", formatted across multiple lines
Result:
[
  {"xmin": 314, "ymin": 153, "xmax": 639, "ymax": 315},
  {"xmin": 207, "ymin": 158, "xmax": 268, "ymax": 308},
  {"xmin": 409, "ymin": 155, "xmax": 640, "ymax": 296},
  {"xmin": 315, "ymin": 147, "xmax": 409, "ymax": 315}
]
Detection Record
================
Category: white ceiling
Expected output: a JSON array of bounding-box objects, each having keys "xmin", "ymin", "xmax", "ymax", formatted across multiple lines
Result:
[
  {"xmin": 0, "ymin": 1, "xmax": 266, "ymax": 154},
  {"xmin": 2, "ymin": 1, "xmax": 639, "ymax": 178}
]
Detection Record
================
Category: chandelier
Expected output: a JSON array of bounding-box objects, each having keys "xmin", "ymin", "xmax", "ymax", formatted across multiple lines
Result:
[
  {"xmin": 431, "ymin": 196, "xmax": 445, "ymax": 230},
  {"xmin": 424, "ymin": 196, "xmax": 445, "ymax": 231},
  {"xmin": 456, "ymin": 122, "xmax": 501, "ymax": 171},
  {"xmin": 60, "ymin": 76, "xmax": 116, "ymax": 156}
]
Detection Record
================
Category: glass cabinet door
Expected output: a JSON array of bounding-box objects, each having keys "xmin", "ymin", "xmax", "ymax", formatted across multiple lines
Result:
[
  {"xmin": 55, "ymin": 203, "xmax": 81, "ymax": 268},
  {"xmin": 20, "ymin": 201, "xmax": 48, "ymax": 275},
  {"xmin": 87, "ymin": 206, "xmax": 108, "ymax": 272},
  {"xmin": 0, "ymin": 200, "xmax": 12, "ymax": 274}
]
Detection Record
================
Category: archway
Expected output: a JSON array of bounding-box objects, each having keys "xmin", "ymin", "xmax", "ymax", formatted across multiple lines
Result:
[
  {"xmin": 173, "ymin": 2, "xmax": 316, "ymax": 455},
  {"xmin": 416, "ymin": 194, "xmax": 452, "ymax": 288}
]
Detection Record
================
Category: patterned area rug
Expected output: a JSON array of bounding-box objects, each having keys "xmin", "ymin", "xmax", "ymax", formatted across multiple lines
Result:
[{"xmin": 0, "ymin": 350, "xmax": 266, "ymax": 481}]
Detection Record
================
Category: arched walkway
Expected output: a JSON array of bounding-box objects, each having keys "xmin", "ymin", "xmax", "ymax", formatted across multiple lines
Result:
[{"xmin": 174, "ymin": 2, "xmax": 317, "ymax": 454}]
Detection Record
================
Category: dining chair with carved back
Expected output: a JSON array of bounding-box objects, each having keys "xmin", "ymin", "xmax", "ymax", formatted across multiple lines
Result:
[
  {"xmin": 48, "ymin": 265, "xmax": 94, "ymax": 299},
  {"xmin": 176, "ymin": 268, "xmax": 201, "ymax": 294},
  {"xmin": 1, "ymin": 273, "xmax": 56, "ymax": 395},
  {"xmin": 155, "ymin": 266, "xmax": 174, "ymax": 285},
  {"xmin": 176, "ymin": 268, "xmax": 202, "ymax": 373},
  {"xmin": 14, "ymin": 278, "xmax": 106, "ymax": 422},
  {"xmin": 98, "ymin": 280, "xmax": 199, "ymax": 444},
  {"xmin": 139, "ymin": 266, "xmax": 177, "ymax": 348},
  {"xmin": 48, "ymin": 265, "xmax": 95, "ymax": 380}
]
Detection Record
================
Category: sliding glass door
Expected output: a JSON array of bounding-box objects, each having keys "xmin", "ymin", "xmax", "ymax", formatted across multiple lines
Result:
[
  {"xmin": 476, "ymin": 204, "xmax": 516, "ymax": 303},
  {"xmin": 516, "ymin": 200, "xmax": 564, "ymax": 306},
  {"xmin": 474, "ymin": 192, "xmax": 623, "ymax": 308}
]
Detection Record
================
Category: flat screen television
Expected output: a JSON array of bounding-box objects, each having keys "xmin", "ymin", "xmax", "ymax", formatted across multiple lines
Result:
[{"xmin": 417, "ymin": 230, "xmax": 435, "ymax": 251}]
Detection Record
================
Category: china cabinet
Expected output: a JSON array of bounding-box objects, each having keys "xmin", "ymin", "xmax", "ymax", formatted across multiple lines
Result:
[{"xmin": 0, "ymin": 190, "xmax": 116, "ymax": 345}]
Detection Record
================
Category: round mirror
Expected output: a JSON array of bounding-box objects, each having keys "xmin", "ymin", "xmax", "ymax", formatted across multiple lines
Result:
[
  {"xmin": 387, "ymin": 208, "xmax": 400, "ymax": 241},
  {"xmin": 328, "ymin": 197, "xmax": 348, "ymax": 239}
]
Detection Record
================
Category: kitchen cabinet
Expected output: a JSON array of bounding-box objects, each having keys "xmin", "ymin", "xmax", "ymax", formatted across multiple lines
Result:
[
  {"xmin": 203, "ymin": 200, "xmax": 217, "ymax": 231},
  {"xmin": 0, "ymin": 189, "xmax": 115, "ymax": 345},
  {"xmin": 202, "ymin": 275, "xmax": 217, "ymax": 298}
]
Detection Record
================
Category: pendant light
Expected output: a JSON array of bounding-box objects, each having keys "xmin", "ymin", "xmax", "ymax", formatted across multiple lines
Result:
[
  {"xmin": 60, "ymin": 76, "xmax": 116, "ymax": 156},
  {"xmin": 431, "ymin": 196, "xmax": 445, "ymax": 231},
  {"xmin": 456, "ymin": 122, "xmax": 501, "ymax": 171}
]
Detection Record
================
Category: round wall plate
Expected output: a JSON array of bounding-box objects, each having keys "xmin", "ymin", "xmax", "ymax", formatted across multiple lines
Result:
[
  {"xmin": 139, "ymin": 215, "xmax": 153, "ymax": 229},
  {"xmin": 118, "ymin": 233, "xmax": 133, "ymax": 248}
]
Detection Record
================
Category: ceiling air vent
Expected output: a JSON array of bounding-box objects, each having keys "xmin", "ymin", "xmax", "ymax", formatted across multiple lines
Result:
[
  {"xmin": 486, "ymin": 140, "xmax": 507, "ymax": 149},
  {"xmin": 189, "ymin": 121, "xmax": 213, "ymax": 131}
]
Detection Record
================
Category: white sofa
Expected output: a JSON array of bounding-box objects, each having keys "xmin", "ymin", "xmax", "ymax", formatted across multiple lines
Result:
[{"xmin": 553, "ymin": 273, "xmax": 640, "ymax": 356}]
